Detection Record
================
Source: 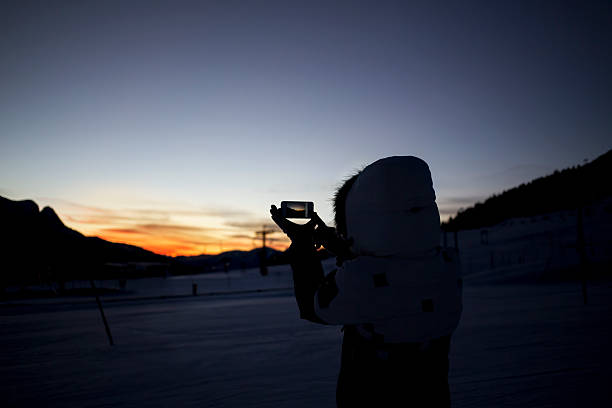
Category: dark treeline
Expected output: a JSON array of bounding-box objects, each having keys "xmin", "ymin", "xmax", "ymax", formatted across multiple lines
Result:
[{"xmin": 442, "ymin": 149, "xmax": 612, "ymax": 231}]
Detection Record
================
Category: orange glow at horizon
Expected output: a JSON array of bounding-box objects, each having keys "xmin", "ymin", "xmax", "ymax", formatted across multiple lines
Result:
[
  {"xmin": 45, "ymin": 199, "xmax": 290, "ymax": 257},
  {"xmin": 95, "ymin": 229, "xmax": 289, "ymax": 257}
]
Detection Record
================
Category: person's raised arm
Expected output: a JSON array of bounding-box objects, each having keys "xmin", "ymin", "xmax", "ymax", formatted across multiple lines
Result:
[{"xmin": 270, "ymin": 205, "xmax": 326, "ymax": 323}]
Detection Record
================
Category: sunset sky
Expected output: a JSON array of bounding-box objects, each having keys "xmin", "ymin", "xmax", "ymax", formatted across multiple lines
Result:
[{"xmin": 1, "ymin": 1, "xmax": 611, "ymax": 256}]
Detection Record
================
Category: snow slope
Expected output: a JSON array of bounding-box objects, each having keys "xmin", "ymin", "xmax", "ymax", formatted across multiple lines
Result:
[{"xmin": 448, "ymin": 197, "xmax": 612, "ymax": 283}]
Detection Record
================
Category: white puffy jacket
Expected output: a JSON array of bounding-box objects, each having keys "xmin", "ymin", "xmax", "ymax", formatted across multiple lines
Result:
[{"xmin": 314, "ymin": 156, "xmax": 462, "ymax": 343}]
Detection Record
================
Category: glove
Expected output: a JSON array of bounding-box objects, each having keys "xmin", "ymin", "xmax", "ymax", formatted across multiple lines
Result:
[
  {"xmin": 270, "ymin": 205, "xmax": 319, "ymax": 251},
  {"xmin": 270, "ymin": 205, "xmax": 355, "ymax": 262}
]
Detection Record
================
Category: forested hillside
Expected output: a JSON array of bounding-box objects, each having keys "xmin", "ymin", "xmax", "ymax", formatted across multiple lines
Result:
[{"xmin": 442, "ymin": 149, "xmax": 612, "ymax": 231}]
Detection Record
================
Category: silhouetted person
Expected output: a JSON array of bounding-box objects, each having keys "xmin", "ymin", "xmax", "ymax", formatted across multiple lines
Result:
[{"xmin": 271, "ymin": 156, "xmax": 463, "ymax": 407}]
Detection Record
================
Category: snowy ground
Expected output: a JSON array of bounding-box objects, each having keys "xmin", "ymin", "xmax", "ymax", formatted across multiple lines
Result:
[
  {"xmin": 2, "ymin": 260, "xmax": 612, "ymax": 407},
  {"xmin": 451, "ymin": 198, "xmax": 612, "ymax": 284}
]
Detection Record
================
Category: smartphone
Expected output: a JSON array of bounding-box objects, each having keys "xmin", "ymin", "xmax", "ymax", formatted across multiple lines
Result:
[{"xmin": 281, "ymin": 201, "xmax": 314, "ymax": 219}]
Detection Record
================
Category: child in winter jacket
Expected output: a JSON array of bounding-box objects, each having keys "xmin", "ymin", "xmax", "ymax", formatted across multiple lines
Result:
[{"xmin": 271, "ymin": 156, "xmax": 462, "ymax": 407}]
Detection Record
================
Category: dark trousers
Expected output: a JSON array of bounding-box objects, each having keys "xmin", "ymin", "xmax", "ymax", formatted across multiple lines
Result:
[{"xmin": 336, "ymin": 327, "xmax": 452, "ymax": 407}]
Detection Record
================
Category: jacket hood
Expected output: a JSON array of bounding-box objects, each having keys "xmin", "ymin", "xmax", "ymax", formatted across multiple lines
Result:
[{"xmin": 345, "ymin": 156, "xmax": 440, "ymax": 257}]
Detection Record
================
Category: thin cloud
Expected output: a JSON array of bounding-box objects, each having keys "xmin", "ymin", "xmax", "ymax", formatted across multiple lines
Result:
[
  {"xmin": 102, "ymin": 228, "xmax": 142, "ymax": 235},
  {"xmin": 199, "ymin": 207, "xmax": 254, "ymax": 218},
  {"xmin": 228, "ymin": 233, "xmax": 257, "ymax": 240},
  {"xmin": 126, "ymin": 207, "xmax": 251, "ymax": 218},
  {"xmin": 437, "ymin": 195, "xmax": 487, "ymax": 220},
  {"xmin": 44, "ymin": 197, "xmax": 256, "ymax": 224},
  {"xmin": 229, "ymin": 233, "xmax": 289, "ymax": 243},
  {"xmin": 38, "ymin": 197, "xmax": 112, "ymax": 214},
  {"xmin": 225, "ymin": 220, "xmax": 281, "ymax": 230},
  {"xmin": 138, "ymin": 223, "xmax": 209, "ymax": 233},
  {"xmin": 99, "ymin": 224, "xmax": 212, "ymax": 236},
  {"xmin": 65, "ymin": 213, "xmax": 154, "ymax": 225},
  {"xmin": 440, "ymin": 196, "xmax": 484, "ymax": 205}
]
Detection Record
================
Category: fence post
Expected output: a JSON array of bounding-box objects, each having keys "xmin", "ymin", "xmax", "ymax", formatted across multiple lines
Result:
[
  {"xmin": 577, "ymin": 207, "xmax": 588, "ymax": 305},
  {"xmin": 90, "ymin": 280, "xmax": 114, "ymax": 346}
]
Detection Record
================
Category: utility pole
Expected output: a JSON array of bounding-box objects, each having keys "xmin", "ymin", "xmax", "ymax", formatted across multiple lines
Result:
[{"xmin": 255, "ymin": 226, "xmax": 277, "ymax": 276}]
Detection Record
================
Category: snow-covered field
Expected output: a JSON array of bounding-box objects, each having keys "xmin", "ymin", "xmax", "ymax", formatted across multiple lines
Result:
[
  {"xmin": 449, "ymin": 198, "xmax": 612, "ymax": 284},
  {"xmin": 2, "ymin": 259, "xmax": 612, "ymax": 407}
]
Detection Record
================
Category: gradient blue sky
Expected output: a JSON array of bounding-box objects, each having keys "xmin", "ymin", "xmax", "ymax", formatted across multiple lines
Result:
[{"xmin": 1, "ymin": 1, "xmax": 611, "ymax": 255}]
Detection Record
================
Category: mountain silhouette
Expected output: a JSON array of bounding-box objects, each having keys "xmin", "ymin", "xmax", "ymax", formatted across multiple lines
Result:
[
  {"xmin": 0, "ymin": 196, "xmax": 167, "ymax": 288},
  {"xmin": 442, "ymin": 149, "xmax": 612, "ymax": 231},
  {"xmin": 0, "ymin": 196, "xmax": 292, "ymax": 290}
]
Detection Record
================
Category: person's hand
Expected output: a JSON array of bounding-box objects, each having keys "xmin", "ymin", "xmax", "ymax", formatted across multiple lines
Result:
[{"xmin": 270, "ymin": 205, "xmax": 324, "ymax": 248}]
